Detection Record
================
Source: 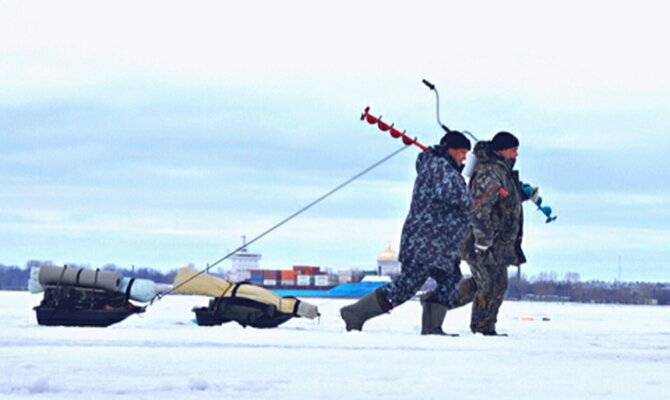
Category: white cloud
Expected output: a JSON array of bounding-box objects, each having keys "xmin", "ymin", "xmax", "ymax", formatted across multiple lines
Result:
[{"xmin": 2, "ymin": 2, "xmax": 668, "ymax": 112}]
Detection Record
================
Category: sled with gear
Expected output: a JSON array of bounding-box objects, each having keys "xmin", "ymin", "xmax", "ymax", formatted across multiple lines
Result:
[
  {"xmin": 29, "ymin": 265, "xmax": 158, "ymax": 327},
  {"xmin": 173, "ymin": 267, "xmax": 320, "ymax": 329},
  {"xmin": 191, "ymin": 292, "xmax": 296, "ymax": 328}
]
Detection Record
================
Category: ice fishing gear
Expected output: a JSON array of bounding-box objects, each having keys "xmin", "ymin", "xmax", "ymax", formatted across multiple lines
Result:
[
  {"xmin": 422, "ymin": 78, "xmax": 557, "ymax": 223},
  {"xmin": 361, "ymin": 106, "xmax": 427, "ymax": 151},
  {"xmin": 361, "ymin": 107, "xmax": 508, "ymax": 201},
  {"xmin": 31, "ymin": 265, "xmax": 146, "ymax": 327},
  {"xmin": 34, "ymin": 286, "xmax": 145, "ymax": 327},
  {"xmin": 174, "ymin": 267, "xmax": 318, "ymax": 328},
  {"xmin": 30, "ymin": 265, "xmax": 160, "ymax": 302},
  {"xmin": 521, "ymin": 185, "xmax": 557, "ymax": 223},
  {"xmin": 422, "ymin": 79, "xmax": 478, "ymax": 142}
]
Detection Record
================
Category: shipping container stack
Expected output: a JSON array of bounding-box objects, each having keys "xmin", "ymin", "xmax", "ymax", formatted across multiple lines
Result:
[
  {"xmin": 281, "ymin": 270, "xmax": 297, "ymax": 286},
  {"xmin": 314, "ymin": 272, "xmax": 329, "ymax": 287},
  {"xmin": 293, "ymin": 265, "xmax": 317, "ymax": 288},
  {"xmin": 337, "ymin": 269, "xmax": 353, "ymax": 284},
  {"xmin": 249, "ymin": 269, "xmax": 264, "ymax": 286},
  {"xmin": 242, "ymin": 265, "xmax": 336, "ymax": 290},
  {"xmin": 262, "ymin": 270, "xmax": 280, "ymax": 287}
]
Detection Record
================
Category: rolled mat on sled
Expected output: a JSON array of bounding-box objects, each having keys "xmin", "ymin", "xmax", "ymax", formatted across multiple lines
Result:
[
  {"xmin": 30, "ymin": 265, "xmax": 160, "ymax": 303},
  {"xmin": 38, "ymin": 264, "xmax": 122, "ymax": 292}
]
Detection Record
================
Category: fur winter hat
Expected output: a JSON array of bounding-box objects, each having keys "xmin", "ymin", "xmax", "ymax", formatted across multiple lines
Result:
[
  {"xmin": 490, "ymin": 131, "xmax": 519, "ymax": 151},
  {"xmin": 439, "ymin": 130, "xmax": 471, "ymax": 150}
]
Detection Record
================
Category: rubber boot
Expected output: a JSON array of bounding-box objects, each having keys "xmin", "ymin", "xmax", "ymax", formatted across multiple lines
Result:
[
  {"xmin": 471, "ymin": 321, "xmax": 508, "ymax": 336},
  {"xmin": 420, "ymin": 292, "xmax": 448, "ymax": 335},
  {"xmin": 340, "ymin": 288, "xmax": 391, "ymax": 331}
]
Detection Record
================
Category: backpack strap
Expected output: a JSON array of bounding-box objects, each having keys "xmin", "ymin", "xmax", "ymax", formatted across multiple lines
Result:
[
  {"xmin": 213, "ymin": 281, "xmax": 247, "ymax": 313},
  {"xmin": 230, "ymin": 281, "xmax": 251, "ymax": 298},
  {"xmin": 57, "ymin": 264, "xmax": 69, "ymax": 288},
  {"xmin": 125, "ymin": 278, "xmax": 136, "ymax": 302},
  {"xmin": 90, "ymin": 269, "xmax": 100, "ymax": 309},
  {"xmin": 75, "ymin": 267, "xmax": 84, "ymax": 287}
]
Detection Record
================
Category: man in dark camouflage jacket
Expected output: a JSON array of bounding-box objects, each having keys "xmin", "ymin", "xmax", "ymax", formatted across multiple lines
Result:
[
  {"xmin": 428, "ymin": 131, "xmax": 532, "ymax": 336},
  {"xmin": 340, "ymin": 131, "xmax": 473, "ymax": 332}
]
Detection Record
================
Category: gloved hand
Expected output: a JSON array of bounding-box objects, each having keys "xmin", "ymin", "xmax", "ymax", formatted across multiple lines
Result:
[{"xmin": 296, "ymin": 300, "xmax": 320, "ymax": 319}]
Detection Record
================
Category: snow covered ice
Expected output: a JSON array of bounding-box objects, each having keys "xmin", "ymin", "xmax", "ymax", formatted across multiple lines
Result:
[{"xmin": 1, "ymin": 291, "xmax": 668, "ymax": 400}]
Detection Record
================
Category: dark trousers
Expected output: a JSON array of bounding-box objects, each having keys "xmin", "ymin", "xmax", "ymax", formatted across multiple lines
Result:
[
  {"xmin": 449, "ymin": 260, "xmax": 509, "ymax": 333},
  {"xmin": 380, "ymin": 258, "xmax": 462, "ymax": 309}
]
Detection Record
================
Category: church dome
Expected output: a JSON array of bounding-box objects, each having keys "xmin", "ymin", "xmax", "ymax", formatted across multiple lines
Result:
[{"xmin": 377, "ymin": 244, "xmax": 398, "ymax": 261}]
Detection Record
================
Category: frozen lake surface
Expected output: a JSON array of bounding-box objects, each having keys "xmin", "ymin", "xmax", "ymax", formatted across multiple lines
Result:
[{"xmin": 1, "ymin": 291, "xmax": 669, "ymax": 399}]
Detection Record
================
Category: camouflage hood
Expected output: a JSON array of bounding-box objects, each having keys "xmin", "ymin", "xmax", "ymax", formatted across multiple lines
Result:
[{"xmin": 472, "ymin": 141, "xmax": 516, "ymax": 172}]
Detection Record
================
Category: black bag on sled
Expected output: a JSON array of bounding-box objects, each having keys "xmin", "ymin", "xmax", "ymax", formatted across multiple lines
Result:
[
  {"xmin": 34, "ymin": 286, "xmax": 144, "ymax": 327},
  {"xmin": 192, "ymin": 283, "xmax": 295, "ymax": 328}
]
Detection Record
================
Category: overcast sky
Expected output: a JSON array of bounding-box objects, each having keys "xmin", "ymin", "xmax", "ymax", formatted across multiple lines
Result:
[{"xmin": 2, "ymin": 1, "xmax": 669, "ymax": 282}]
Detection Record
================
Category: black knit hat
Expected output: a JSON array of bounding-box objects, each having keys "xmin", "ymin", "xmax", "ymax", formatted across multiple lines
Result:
[
  {"xmin": 439, "ymin": 130, "xmax": 471, "ymax": 150},
  {"xmin": 490, "ymin": 131, "xmax": 519, "ymax": 151}
]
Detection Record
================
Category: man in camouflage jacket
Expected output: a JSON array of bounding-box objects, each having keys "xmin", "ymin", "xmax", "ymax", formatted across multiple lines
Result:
[
  {"xmin": 340, "ymin": 131, "xmax": 473, "ymax": 332},
  {"xmin": 459, "ymin": 131, "xmax": 530, "ymax": 335}
]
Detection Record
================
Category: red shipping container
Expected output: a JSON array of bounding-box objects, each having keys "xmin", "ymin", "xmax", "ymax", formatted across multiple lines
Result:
[
  {"xmin": 293, "ymin": 265, "xmax": 321, "ymax": 275},
  {"xmin": 281, "ymin": 270, "xmax": 297, "ymax": 280},
  {"xmin": 262, "ymin": 270, "xmax": 281, "ymax": 279}
]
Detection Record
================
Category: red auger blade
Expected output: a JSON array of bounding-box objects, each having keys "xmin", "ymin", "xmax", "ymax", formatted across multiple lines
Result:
[{"xmin": 361, "ymin": 107, "xmax": 427, "ymax": 151}]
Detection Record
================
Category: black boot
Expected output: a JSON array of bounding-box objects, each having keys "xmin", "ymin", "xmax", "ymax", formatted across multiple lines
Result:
[
  {"xmin": 473, "ymin": 328, "xmax": 508, "ymax": 337},
  {"xmin": 480, "ymin": 330, "xmax": 508, "ymax": 337},
  {"xmin": 340, "ymin": 288, "xmax": 391, "ymax": 331},
  {"xmin": 420, "ymin": 292, "xmax": 456, "ymax": 336}
]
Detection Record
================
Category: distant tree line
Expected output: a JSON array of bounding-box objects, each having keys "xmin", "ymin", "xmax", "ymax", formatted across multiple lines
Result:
[{"xmin": 506, "ymin": 271, "xmax": 670, "ymax": 305}]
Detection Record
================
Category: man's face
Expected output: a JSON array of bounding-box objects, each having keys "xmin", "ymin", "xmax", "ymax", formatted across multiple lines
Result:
[
  {"xmin": 499, "ymin": 147, "xmax": 518, "ymax": 160},
  {"xmin": 447, "ymin": 148, "xmax": 469, "ymax": 166}
]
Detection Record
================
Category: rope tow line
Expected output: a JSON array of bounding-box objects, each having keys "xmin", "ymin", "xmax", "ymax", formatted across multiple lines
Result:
[{"xmin": 151, "ymin": 142, "xmax": 413, "ymax": 303}]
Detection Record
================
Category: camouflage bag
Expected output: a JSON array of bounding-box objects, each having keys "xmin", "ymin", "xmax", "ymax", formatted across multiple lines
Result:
[
  {"xmin": 40, "ymin": 287, "xmax": 132, "ymax": 310},
  {"xmin": 209, "ymin": 296, "xmax": 294, "ymax": 328},
  {"xmin": 193, "ymin": 282, "xmax": 297, "ymax": 328}
]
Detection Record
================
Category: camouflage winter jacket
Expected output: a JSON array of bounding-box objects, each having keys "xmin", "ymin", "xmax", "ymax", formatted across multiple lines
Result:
[
  {"xmin": 398, "ymin": 147, "xmax": 473, "ymax": 270},
  {"xmin": 461, "ymin": 141, "xmax": 527, "ymax": 266}
]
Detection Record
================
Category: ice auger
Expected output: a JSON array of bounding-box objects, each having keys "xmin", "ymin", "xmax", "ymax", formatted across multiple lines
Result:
[{"xmin": 359, "ymin": 80, "xmax": 558, "ymax": 223}]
